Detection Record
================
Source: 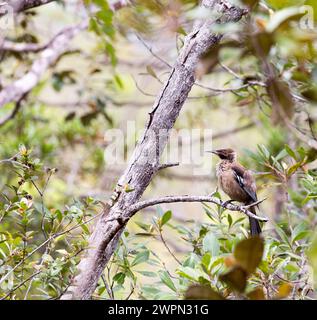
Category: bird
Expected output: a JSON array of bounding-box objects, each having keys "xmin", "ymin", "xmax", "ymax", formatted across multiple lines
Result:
[{"xmin": 207, "ymin": 148, "xmax": 262, "ymax": 236}]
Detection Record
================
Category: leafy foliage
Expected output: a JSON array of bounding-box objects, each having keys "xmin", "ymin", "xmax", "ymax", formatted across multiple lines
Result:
[{"xmin": 1, "ymin": 0, "xmax": 317, "ymax": 300}]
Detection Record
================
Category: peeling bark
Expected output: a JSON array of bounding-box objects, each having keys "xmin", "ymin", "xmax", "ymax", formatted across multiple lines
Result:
[{"xmin": 60, "ymin": 0, "xmax": 248, "ymax": 300}]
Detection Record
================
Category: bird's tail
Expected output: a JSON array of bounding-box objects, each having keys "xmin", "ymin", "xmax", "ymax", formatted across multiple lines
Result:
[{"xmin": 248, "ymin": 206, "xmax": 262, "ymax": 236}]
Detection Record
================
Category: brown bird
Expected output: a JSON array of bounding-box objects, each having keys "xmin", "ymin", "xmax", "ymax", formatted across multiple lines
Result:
[{"xmin": 208, "ymin": 148, "xmax": 262, "ymax": 236}]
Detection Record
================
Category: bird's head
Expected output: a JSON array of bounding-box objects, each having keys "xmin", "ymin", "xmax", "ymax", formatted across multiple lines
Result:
[{"xmin": 207, "ymin": 148, "xmax": 237, "ymax": 161}]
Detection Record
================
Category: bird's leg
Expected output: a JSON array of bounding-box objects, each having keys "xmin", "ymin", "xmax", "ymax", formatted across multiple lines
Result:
[{"xmin": 222, "ymin": 199, "xmax": 237, "ymax": 207}]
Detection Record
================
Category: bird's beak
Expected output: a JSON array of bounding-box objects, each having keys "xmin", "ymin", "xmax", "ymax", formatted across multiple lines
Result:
[{"xmin": 205, "ymin": 150, "xmax": 218, "ymax": 155}]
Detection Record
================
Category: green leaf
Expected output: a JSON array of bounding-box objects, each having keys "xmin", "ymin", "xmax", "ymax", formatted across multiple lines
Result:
[
  {"xmin": 201, "ymin": 252, "xmax": 212, "ymax": 272},
  {"xmin": 203, "ymin": 232, "xmax": 220, "ymax": 257},
  {"xmin": 275, "ymin": 224, "xmax": 291, "ymax": 247},
  {"xmin": 146, "ymin": 65, "xmax": 158, "ymax": 80},
  {"xmin": 266, "ymin": 6, "xmax": 305, "ymax": 32},
  {"xmin": 135, "ymin": 221, "xmax": 153, "ymax": 233},
  {"xmin": 177, "ymin": 266, "xmax": 204, "ymax": 281},
  {"xmin": 105, "ymin": 42, "xmax": 117, "ymax": 66},
  {"xmin": 158, "ymin": 270, "xmax": 177, "ymax": 292},
  {"xmin": 113, "ymin": 272, "xmax": 126, "ymax": 285},
  {"xmin": 137, "ymin": 270, "xmax": 157, "ymax": 278},
  {"xmin": 183, "ymin": 253, "xmax": 199, "ymax": 268},
  {"xmin": 308, "ymin": 231, "xmax": 317, "ymax": 289},
  {"xmin": 80, "ymin": 223, "xmax": 90, "ymax": 235},
  {"xmin": 131, "ymin": 250, "xmax": 150, "ymax": 266},
  {"xmin": 258, "ymin": 144, "xmax": 270, "ymax": 159},
  {"xmin": 160, "ymin": 210, "xmax": 172, "ymax": 227},
  {"xmin": 114, "ymin": 74, "xmax": 124, "ymax": 89},
  {"xmin": 291, "ymin": 222, "xmax": 308, "ymax": 243},
  {"xmin": 275, "ymin": 149, "xmax": 288, "ymax": 161},
  {"xmin": 141, "ymin": 285, "xmax": 161, "ymax": 295},
  {"xmin": 55, "ymin": 209, "xmax": 63, "ymax": 223},
  {"xmin": 287, "ymin": 162, "xmax": 302, "ymax": 177},
  {"xmin": 234, "ymin": 237, "xmax": 264, "ymax": 274},
  {"xmin": 227, "ymin": 214, "xmax": 233, "ymax": 228},
  {"xmin": 285, "ymin": 144, "xmax": 297, "ymax": 160}
]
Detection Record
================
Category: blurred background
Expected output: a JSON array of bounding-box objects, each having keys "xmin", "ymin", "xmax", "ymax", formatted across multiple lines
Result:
[{"xmin": 0, "ymin": 0, "xmax": 317, "ymax": 300}]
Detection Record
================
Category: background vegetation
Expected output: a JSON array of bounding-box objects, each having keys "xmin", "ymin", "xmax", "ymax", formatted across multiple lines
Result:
[{"xmin": 0, "ymin": 0, "xmax": 317, "ymax": 300}]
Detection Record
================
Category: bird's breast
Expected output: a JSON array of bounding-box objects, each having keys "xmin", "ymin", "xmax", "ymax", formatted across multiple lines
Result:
[{"xmin": 218, "ymin": 169, "xmax": 250, "ymax": 203}]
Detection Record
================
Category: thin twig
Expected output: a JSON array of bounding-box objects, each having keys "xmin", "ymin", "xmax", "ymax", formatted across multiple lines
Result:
[
  {"xmin": 136, "ymin": 34, "xmax": 172, "ymax": 68},
  {"xmin": 219, "ymin": 61, "xmax": 242, "ymax": 80},
  {"xmin": 158, "ymin": 227, "xmax": 182, "ymax": 265},
  {"xmin": 125, "ymin": 284, "xmax": 135, "ymax": 300},
  {"xmin": 0, "ymin": 271, "xmax": 41, "ymax": 300},
  {"xmin": 101, "ymin": 274, "xmax": 114, "ymax": 300},
  {"xmin": 135, "ymin": 34, "xmax": 264, "ymax": 96}
]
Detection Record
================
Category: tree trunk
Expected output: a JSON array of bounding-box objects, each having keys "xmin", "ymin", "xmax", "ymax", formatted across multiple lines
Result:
[{"xmin": 61, "ymin": 0, "xmax": 247, "ymax": 300}]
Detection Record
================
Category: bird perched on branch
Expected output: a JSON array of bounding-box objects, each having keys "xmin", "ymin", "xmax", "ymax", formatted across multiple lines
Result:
[{"xmin": 208, "ymin": 148, "xmax": 262, "ymax": 236}]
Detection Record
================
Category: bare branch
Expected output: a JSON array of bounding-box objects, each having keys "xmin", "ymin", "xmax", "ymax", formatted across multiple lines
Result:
[
  {"xmin": 0, "ymin": 20, "xmax": 88, "ymax": 108},
  {"xmin": 1, "ymin": 0, "xmax": 56, "ymax": 16},
  {"xmin": 1, "ymin": 40, "xmax": 48, "ymax": 53},
  {"xmin": 129, "ymin": 195, "xmax": 268, "ymax": 222},
  {"xmin": 157, "ymin": 162, "xmax": 180, "ymax": 171}
]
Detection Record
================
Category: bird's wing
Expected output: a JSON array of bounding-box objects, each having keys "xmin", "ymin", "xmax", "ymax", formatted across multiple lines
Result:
[{"xmin": 232, "ymin": 164, "xmax": 257, "ymax": 203}]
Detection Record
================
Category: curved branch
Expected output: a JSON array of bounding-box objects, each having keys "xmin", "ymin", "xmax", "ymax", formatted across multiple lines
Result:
[
  {"xmin": 129, "ymin": 195, "xmax": 268, "ymax": 222},
  {"xmin": 0, "ymin": 98, "xmax": 23, "ymax": 126},
  {"xmin": 0, "ymin": 40, "xmax": 48, "ymax": 53}
]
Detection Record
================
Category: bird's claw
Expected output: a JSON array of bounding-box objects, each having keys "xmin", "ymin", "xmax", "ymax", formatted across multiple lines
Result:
[{"xmin": 223, "ymin": 200, "xmax": 236, "ymax": 207}]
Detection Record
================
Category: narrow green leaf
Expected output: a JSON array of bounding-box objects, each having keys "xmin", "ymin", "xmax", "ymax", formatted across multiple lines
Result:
[
  {"xmin": 131, "ymin": 250, "xmax": 150, "ymax": 267},
  {"xmin": 203, "ymin": 232, "xmax": 220, "ymax": 257},
  {"xmin": 158, "ymin": 270, "xmax": 177, "ymax": 292},
  {"xmin": 113, "ymin": 272, "xmax": 126, "ymax": 285},
  {"xmin": 160, "ymin": 210, "xmax": 172, "ymax": 227}
]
